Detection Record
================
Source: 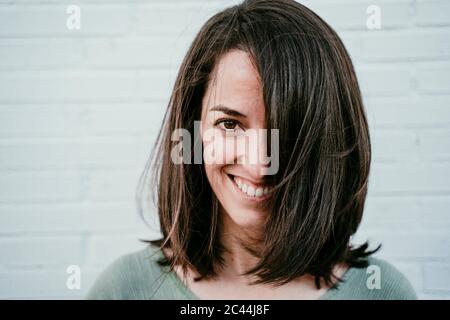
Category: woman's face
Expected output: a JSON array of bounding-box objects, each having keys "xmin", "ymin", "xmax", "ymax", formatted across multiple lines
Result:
[{"xmin": 201, "ymin": 49, "xmax": 273, "ymax": 230}]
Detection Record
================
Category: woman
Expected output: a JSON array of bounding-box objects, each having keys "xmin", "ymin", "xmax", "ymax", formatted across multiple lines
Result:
[{"xmin": 87, "ymin": 0, "xmax": 417, "ymax": 300}]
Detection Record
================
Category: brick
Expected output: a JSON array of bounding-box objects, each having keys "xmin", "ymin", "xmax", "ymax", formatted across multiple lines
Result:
[
  {"xmin": 370, "ymin": 162, "xmax": 450, "ymax": 194},
  {"xmin": 352, "ymin": 231, "xmax": 450, "ymax": 258},
  {"xmin": 371, "ymin": 129, "xmax": 418, "ymax": 161},
  {"xmin": 0, "ymin": 71, "xmax": 135, "ymax": 102},
  {"xmin": 303, "ymin": 0, "xmax": 412, "ymax": 31},
  {"xmin": 0, "ymin": 39, "xmax": 83, "ymax": 68},
  {"xmin": 135, "ymin": 3, "xmax": 219, "ymax": 36},
  {"xmin": 0, "ymin": 268, "xmax": 100, "ymax": 299},
  {"xmin": 365, "ymin": 96, "xmax": 450, "ymax": 128},
  {"xmin": 85, "ymin": 37, "xmax": 191, "ymax": 69},
  {"xmin": 0, "ymin": 105, "xmax": 86, "ymax": 137},
  {"xmin": 0, "ymin": 70, "xmax": 175, "ymax": 102},
  {"xmin": 0, "ymin": 237, "xmax": 83, "ymax": 267},
  {"xmin": 361, "ymin": 31, "xmax": 450, "ymax": 61},
  {"xmin": 135, "ymin": 70, "xmax": 177, "ymax": 102},
  {"xmin": 357, "ymin": 65, "xmax": 411, "ymax": 97},
  {"xmin": 0, "ymin": 171, "xmax": 83, "ymax": 202},
  {"xmin": 86, "ymin": 170, "xmax": 142, "ymax": 201},
  {"xmin": 0, "ymin": 202, "xmax": 151, "ymax": 233},
  {"xmin": 360, "ymin": 196, "xmax": 420, "ymax": 230},
  {"xmin": 0, "ymin": 5, "xmax": 131, "ymax": 37},
  {"xmin": 418, "ymin": 129, "xmax": 450, "ymax": 160},
  {"xmin": 0, "ymin": 270, "xmax": 72, "ymax": 298},
  {"xmin": 417, "ymin": 64, "xmax": 450, "ymax": 94},
  {"xmin": 87, "ymin": 104, "xmax": 166, "ymax": 136},
  {"xmin": 0, "ymin": 138, "xmax": 150, "ymax": 169},
  {"xmin": 339, "ymin": 33, "xmax": 363, "ymax": 60},
  {"xmin": 416, "ymin": 0, "xmax": 450, "ymax": 26},
  {"xmin": 417, "ymin": 196, "xmax": 450, "ymax": 230},
  {"xmin": 424, "ymin": 263, "xmax": 450, "ymax": 291}
]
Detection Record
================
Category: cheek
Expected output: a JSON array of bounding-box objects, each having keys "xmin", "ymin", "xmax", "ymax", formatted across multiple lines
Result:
[
  {"xmin": 203, "ymin": 162, "xmax": 228, "ymax": 202},
  {"xmin": 203, "ymin": 136, "xmax": 237, "ymax": 196},
  {"xmin": 203, "ymin": 133, "xmax": 238, "ymax": 165}
]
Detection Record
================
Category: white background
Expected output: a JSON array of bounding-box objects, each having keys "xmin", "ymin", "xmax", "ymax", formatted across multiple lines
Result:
[{"xmin": 0, "ymin": 0, "xmax": 449, "ymax": 299}]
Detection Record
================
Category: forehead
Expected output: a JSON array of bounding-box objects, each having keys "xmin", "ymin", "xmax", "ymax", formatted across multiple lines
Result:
[{"xmin": 203, "ymin": 49, "xmax": 264, "ymax": 113}]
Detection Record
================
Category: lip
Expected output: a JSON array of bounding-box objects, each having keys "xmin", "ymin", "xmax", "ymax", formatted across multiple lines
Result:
[{"xmin": 227, "ymin": 174, "xmax": 273, "ymax": 203}]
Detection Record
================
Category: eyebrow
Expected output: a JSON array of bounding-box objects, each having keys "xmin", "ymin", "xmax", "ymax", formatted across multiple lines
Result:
[{"xmin": 209, "ymin": 105, "xmax": 247, "ymax": 118}]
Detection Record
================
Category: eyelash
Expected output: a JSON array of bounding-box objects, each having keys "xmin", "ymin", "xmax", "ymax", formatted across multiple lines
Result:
[{"xmin": 214, "ymin": 118, "xmax": 244, "ymax": 133}]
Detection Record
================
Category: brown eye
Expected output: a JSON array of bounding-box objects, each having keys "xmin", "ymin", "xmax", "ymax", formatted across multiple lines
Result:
[
  {"xmin": 214, "ymin": 118, "xmax": 243, "ymax": 133},
  {"xmin": 223, "ymin": 120, "xmax": 237, "ymax": 130}
]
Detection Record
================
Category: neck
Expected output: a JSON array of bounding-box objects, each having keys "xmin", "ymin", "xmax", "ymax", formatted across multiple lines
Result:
[{"xmin": 218, "ymin": 211, "xmax": 264, "ymax": 283}]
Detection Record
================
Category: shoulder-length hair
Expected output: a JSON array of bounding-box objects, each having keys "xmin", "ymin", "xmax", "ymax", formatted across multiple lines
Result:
[{"xmin": 137, "ymin": 0, "xmax": 380, "ymax": 289}]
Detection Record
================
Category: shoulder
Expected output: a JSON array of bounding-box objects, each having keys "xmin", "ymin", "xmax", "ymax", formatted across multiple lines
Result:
[
  {"xmin": 85, "ymin": 244, "xmax": 169, "ymax": 300},
  {"xmin": 366, "ymin": 256, "xmax": 417, "ymax": 299},
  {"xmin": 337, "ymin": 256, "xmax": 418, "ymax": 300}
]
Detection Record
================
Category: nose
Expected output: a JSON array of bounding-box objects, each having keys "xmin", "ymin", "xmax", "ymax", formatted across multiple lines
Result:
[{"xmin": 236, "ymin": 129, "xmax": 271, "ymax": 179}]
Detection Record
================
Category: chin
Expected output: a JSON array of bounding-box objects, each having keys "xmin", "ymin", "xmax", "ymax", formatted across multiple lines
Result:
[{"xmin": 222, "ymin": 205, "xmax": 266, "ymax": 230}]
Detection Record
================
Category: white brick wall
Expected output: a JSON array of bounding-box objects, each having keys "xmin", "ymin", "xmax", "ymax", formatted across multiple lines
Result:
[{"xmin": 0, "ymin": 0, "xmax": 449, "ymax": 299}]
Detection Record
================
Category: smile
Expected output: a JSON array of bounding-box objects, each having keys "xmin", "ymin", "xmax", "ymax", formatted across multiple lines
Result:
[{"xmin": 228, "ymin": 174, "xmax": 273, "ymax": 201}]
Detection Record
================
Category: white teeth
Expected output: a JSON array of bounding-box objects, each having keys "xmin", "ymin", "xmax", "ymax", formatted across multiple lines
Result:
[
  {"xmin": 233, "ymin": 176, "xmax": 271, "ymax": 198},
  {"xmin": 255, "ymin": 188, "xmax": 263, "ymax": 197}
]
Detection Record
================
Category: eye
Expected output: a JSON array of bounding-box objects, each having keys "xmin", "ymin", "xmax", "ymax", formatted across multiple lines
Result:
[
  {"xmin": 215, "ymin": 119, "xmax": 244, "ymax": 133},
  {"xmin": 222, "ymin": 120, "xmax": 237, "ymax": 130}
]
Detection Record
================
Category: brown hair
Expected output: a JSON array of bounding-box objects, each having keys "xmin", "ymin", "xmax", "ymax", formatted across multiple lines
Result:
[{"xmin": 137, "ymin": 0, "xmax": 380, "ymax": 289}]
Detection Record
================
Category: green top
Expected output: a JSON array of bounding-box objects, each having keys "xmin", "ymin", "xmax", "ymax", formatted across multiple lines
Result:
[{"xmin": 86, "ymin": 244, "xmax": 418, "ymax": 300}]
